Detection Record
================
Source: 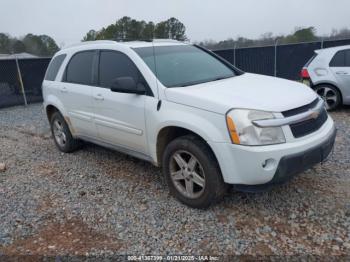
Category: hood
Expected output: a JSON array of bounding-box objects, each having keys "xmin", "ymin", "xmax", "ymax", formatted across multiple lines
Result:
[{"xmin": 164, "ymin": 73, "xmax": 317, "ymax": 114}]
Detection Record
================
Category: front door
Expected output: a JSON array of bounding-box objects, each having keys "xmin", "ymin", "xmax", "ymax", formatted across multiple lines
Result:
[{"xmin": 92, "ymin": 50, "xmax": 148, "ymax": 154}]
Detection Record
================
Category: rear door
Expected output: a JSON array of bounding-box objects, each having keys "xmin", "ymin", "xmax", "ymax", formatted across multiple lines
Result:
[
  {"xmin": 329, "ymin": 49, "xmax": 350, "ymax": 90},
  {"xmin": 43, "ymin": 54, "xmax": 67, "ymax": 108},
  {"xmin": 92, "ymin": 50, "xmax": 150, "ymax": 154},
  {"xmin": 61, "ymin": 50, "xmax": 97, "ymax": 138}
]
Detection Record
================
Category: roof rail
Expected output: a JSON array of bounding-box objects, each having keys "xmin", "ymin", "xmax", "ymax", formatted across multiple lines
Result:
[
  {"xmin": 63, "ymin": 40, "xmax": 117, "ymax": 49},
  {"xmin": 152, "ymin": 39, "xmax": 181, "ymax": 43},
  {"xmin": 115, "ymin": 38, "xmax": 182, "ymax": 43},
  {"xmin": 63, "ymin": 39, "xmax": 185, "ymax": 50}
]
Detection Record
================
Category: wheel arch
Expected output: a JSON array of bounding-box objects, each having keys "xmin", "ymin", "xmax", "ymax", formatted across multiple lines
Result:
[
  {"xmin": 44, "ymin": 100, "xmax": 75, "ymax": 136},
  {"xmin": 46, "ymin": 104, "xmax": 60, "ymax": 122},
  {"xmin": 155, "ymin": 126, "xmax": 221, "ymax": 170},
  {"xmin": 313, "ymin": 82, "xmax": 343, "ymax": 104}
]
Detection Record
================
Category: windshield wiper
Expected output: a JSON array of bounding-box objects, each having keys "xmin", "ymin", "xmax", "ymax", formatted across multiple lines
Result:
[
  {"xmin": 175, "ymin": 75, "xmax": 234, "ymax": 88},
  {"xmin": 210, "ymin": 75, "xmax": 234, "ymax": 82}
]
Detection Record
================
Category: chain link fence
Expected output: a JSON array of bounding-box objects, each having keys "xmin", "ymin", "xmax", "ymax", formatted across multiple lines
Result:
[
  {"xmin": 0, "ymin": 58, "xmax": 51, "ymax": 109},
  {"xmin": 213, "ymin": 38, "xmax": 350, "ymax": 80}
]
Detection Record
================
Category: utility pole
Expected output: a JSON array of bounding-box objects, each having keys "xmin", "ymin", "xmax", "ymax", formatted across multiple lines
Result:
[
  {"xmin": 274, "ymin": 38, "xmax": 280, "ymax": 77},
  {"xmin": 233, "ymin": 43, "xmax": 237, "ymax": 66},
  {"xmin": 14, "ymin": 53, "xmax": 27, "ymax": 106}
]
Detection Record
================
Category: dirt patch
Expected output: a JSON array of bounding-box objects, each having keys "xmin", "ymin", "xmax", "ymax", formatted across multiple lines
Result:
[
  {"xmin": 0, "ymin": 218, "xmax": 123, "ymax": 256},
  {"xmin": 15, "ymin": 127, "xmax": 51, "ymax": 141},
  {"xmin": 251, "ymin": 242, "xmax": 273, "ymax": 256},
  {"xmin": 216, "ymin": 213, "xmax": 230, "ymax": 224},
  {"xmin": 33, "ymin": 162, "xmax": 58, "ymax": 178},
  {"xmin": 35, "ymin": 194, "xmax": 58, "ymax": 214}
]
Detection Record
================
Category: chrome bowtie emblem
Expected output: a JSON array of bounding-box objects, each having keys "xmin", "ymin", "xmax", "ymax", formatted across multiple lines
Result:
[{"xmin": 310, "ymin": 110, "xmax": 320, "ymax": 119}]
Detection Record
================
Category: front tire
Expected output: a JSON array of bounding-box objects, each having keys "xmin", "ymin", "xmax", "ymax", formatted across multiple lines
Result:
[
  {"xmin": 162, "ymin": 135, "xmax": 227, "ymax": 209},
  {"xmin": 314, "ymin": 84, "xmax": 341, "ymax": 111},
  {"xmin": 50, "ymin": 111, "xmax": 81, "ymax": 153}
]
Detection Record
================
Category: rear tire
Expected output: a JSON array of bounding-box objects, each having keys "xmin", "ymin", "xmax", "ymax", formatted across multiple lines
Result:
[
  {"xmin": 313, "ymin": 84, "xmax": 341, "ymax": 111},
  {"xmin": 162, "ymin": 135, "xmax": 227, "ymax": 209},
  {"xmin": 50, "ymin": 111, "xmax": 81, "ymax": 153}
]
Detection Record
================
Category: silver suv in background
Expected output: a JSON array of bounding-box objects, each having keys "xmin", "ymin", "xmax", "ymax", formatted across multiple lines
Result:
[{"xmin": 301, "ymin": 45, "xmax": 350, "ymax": 110}]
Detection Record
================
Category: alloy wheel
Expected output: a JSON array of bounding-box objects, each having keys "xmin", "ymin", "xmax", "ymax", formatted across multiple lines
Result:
[
  {"xmin": 52, "ymin": 119, "xmax": 67, "ymax": 147},
  {"xmin": 315, "ymin": 86, "xmax": 338, "ymax": 110},
  {"xmin": 169, "ymin": 150, "xmax": 206, "ymax": 199}
]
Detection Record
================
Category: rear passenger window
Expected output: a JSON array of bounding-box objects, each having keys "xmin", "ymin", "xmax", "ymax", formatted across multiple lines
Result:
[
  {"xmin": 346, "ymin": 50, "xmax": 350, "ymax": 67},
  {"xmin": 65, "ymin": 51, "xmax": 95, "ymax": 85},
  {"xmin": 99, "ymin": 51, "xmax": 141, "ymax": 88},
  {"xmin": 45, "ymin": 54, "xmax": 66, "ymax": 81},
  {"xmin": 330, "ymin": 50, "xmax": 346, "ymax": 67}
]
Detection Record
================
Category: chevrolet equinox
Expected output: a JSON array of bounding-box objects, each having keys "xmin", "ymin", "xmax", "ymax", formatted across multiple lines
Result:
[{"xmin": 43, "ymin": 40, "xmax": 336, "ymax": 208}]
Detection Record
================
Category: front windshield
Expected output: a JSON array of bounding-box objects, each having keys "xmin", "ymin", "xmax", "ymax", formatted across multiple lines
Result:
[{"xmin": 133, "ymin": 45, "xmax": 235, "ymax": 87}]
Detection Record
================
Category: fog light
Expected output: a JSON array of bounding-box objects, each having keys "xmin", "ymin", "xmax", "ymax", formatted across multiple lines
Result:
[{"xmin": 262, "ymin": 158, "xmax": 277, "ymax": 171}]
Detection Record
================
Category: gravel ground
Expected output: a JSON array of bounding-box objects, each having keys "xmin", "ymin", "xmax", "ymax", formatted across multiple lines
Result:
[{"xmin": 0, "ymin": 103, "xmax": 349, "ymax": 258}]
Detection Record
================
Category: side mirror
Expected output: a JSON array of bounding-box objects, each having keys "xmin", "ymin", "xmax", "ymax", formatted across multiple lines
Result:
[{"xmin": 110, "ymin": 77, "xmax": 145, "ymax": 95}]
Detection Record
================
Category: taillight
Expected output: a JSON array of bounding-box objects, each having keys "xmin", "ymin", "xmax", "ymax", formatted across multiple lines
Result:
[{"xmin": 301, "ymin": 68, "xmax": 310, "ymax": 79}]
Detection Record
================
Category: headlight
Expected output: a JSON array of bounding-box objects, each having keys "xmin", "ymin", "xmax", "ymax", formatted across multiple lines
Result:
[{"xmin": 226, "ymin": 109, "xmax": 286, "ymax": 146}]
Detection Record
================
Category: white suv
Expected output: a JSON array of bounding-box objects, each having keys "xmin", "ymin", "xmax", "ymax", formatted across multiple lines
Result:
[{"xmin": 43, "ymin": 40, "xmax": 336, "ymax": 208}]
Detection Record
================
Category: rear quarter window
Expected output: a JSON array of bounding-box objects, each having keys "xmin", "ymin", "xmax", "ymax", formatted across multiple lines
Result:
[
  {"xmin": 44, "ymin": 54, "xmax": 66, "ymax": 81},
  {"xmin": 329, "ymin": 50, "xmax": 346, "ymax": 67}
]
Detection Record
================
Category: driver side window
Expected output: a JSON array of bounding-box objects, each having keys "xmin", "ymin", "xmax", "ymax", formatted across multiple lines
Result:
[
  {"xmin": 98, "ymin": 50, "xmax": 152, "ymax": 96},
  {"xmin": 98, "ymin": 51, "xmax": 138, "ymax": 87}
]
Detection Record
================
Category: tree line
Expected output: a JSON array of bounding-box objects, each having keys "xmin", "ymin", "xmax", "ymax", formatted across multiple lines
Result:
[
  {"xmin": 1, "ymin": 18, "xmax": 350, "ymax": 56},
  {"xmin": 83, "ymin": 16, "xmax": 187, "ymax": 41},
  {"xmin": 197, "ymin": 27, "xmax": 350, "ymax": 50},
  {"xmin": 0, "ymin": 33, "xmax": 59, "ymax": 57}
]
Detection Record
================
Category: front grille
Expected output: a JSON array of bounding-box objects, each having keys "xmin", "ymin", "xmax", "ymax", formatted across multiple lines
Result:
[
  {"xmin": 282, "ymin": 98, "xmax": 328, "ymax": 138},
  {"xmin": 282, "ymin": 98, "xmax": 319, "ymax": 117}
]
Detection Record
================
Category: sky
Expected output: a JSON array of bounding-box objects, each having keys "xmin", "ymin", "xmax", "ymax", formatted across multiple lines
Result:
[{"xmin": 1, "ymin": 0, "xmax": 349, "ymax": 47}]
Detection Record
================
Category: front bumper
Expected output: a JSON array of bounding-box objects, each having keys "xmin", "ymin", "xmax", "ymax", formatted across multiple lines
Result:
[
  {"xmin": 235, "ymin": 127, "xmax": 336, "ymax": 192},
  {"xmin": 270, "ymin": 127, "xmax": 336, "ymax": 184},
  {"xmin": 208, "ymin": 116, "xmax": 336, "ymax": 186}
]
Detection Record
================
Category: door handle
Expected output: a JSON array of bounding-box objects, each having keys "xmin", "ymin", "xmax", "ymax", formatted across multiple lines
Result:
[
  {"xmin": 336, "ymin": 71, "xmax": 348, "ymax": 75},
  {"xmin": 60, "ymin": 87, "xmax": 68, "ymax": 93},
  {"xmin": 94, "ymin": 94, "xmax": 104, "ymax": 101}
]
